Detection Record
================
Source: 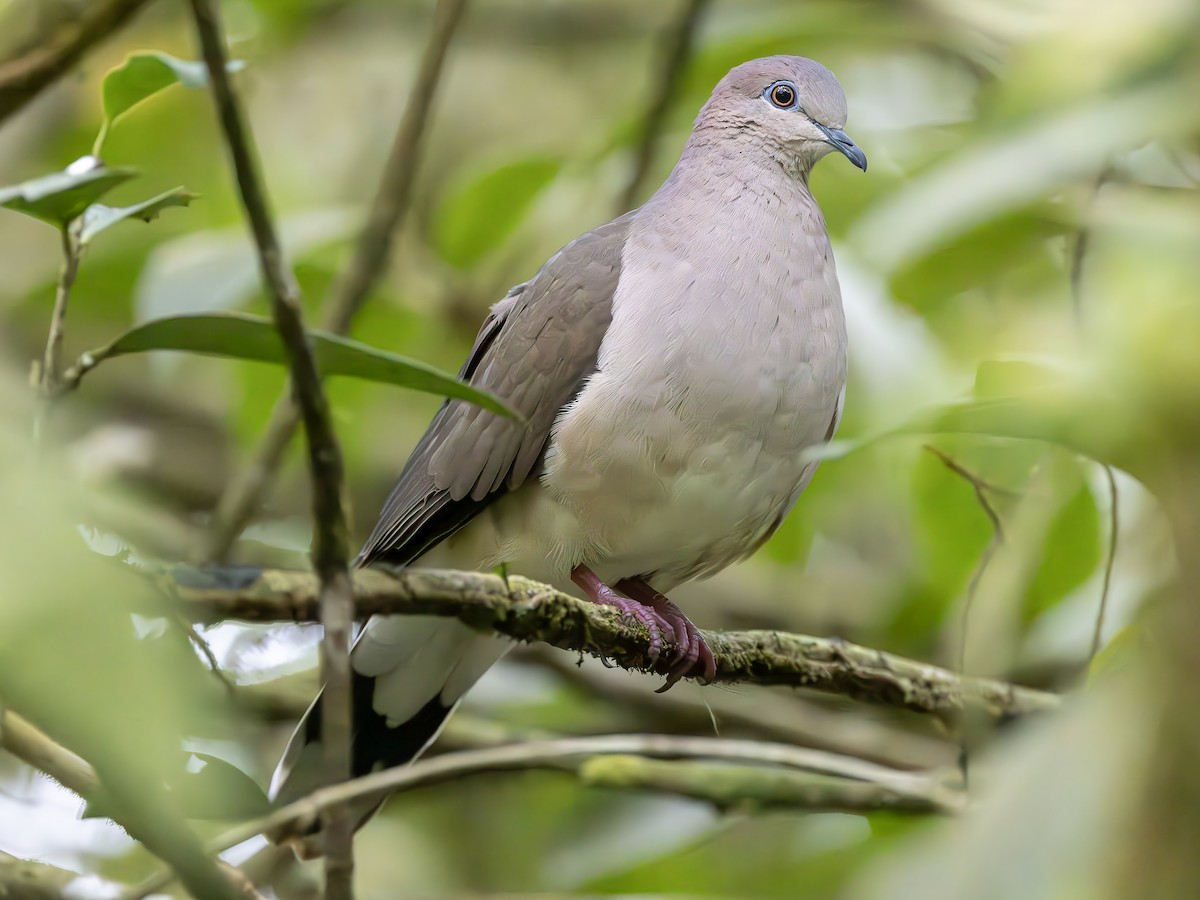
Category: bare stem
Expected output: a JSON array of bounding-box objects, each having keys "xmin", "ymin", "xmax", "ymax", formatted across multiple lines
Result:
[
  {"xmin": 1090, "ymin": 465, "xmax": 1120, "ymax": 661},
  {"xmin": 617, "ymin": 0, "xmax": 711, "ymax": 211},
  {"xmin": 0, "ymin": 0, "xmax": 156, "ymax": 125},
  {"xmin": 186, "ymin": 1, "xmax": 355, "ymax": 895},
  {"xmin": 203, "ymin": 0, "xmax": 470, "ymax": 563},
  {"xmin": 32, "ymin": 226, "xmax": 81, "ymax": 441}
]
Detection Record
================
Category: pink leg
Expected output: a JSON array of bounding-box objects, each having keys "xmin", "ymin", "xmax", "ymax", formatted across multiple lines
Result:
[
  {"xmin": 571, "ymin": 564, "xmax": 674, "ymax": 667},
  {"xmin": 617, "ymin": 577, "xmax": 717, "ymax": 690}
]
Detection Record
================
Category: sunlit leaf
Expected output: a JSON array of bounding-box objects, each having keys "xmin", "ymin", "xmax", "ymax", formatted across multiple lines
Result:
[
  {"xmin": 78, "ymin": 187, "xmax": 198, "ymax": 245},
  {"xmin": 0, "ymin": 158, "xmax": 137, "ymax": 228},
  {"xmin": 95, "ymin": 51, "xmax": 245, "ymax": 155},
  {"xmin": 434, "ymin": 156, "xmax": 561, "ymax": 268},
  {"xmin": 134, "ymin": 209, "xmax": 356, "ymax": 321},
  {"xmin": 79, "ymin": 312, "xmax": 518, "ymax": 419},
  {"xmin": 850, "ymin": 80, "xmax": 1197, "ymax": 273}
]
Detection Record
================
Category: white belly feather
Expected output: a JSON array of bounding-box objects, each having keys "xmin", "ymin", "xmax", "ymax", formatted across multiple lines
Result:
[
  {"xmin": 434, "ymin": 187, "xmax": 847, "ymax": 594},
  {"xmin": 428, "ymin": 176, "xmax": 846, "ymax": 597}
]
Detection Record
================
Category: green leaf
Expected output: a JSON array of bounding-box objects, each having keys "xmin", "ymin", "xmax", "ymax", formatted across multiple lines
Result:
[
  {"xmin": 891, "ymin": 209, "xmax": 1066, "ymax": 310},
  {"xmin": 78, "ymin": 187, "xmax": 198, "ymax": 245},
  {"xmin": 135, "ymin": 209, "xmax": 356, "ymax": 321},
  {"xmin": 81, "ymin": 312, "xmax": 518, "ymax": 420},
  {"xmin": 0, "ymin": 158, "xmax": 137, "ymax": 228},
  {"xmin": 85, "ymin": 751, "xmax": 271, "ymax": 820},
  {"xmin": 95, "ymin": 51, "xmax": 244, "ymax": 155},
  {"xmin": 166, "ymin": 752, "xmax": 272, "ymax": 820},
  {"xmin": 434, "ymin": 156, "xmax": 561, "ymax": 268},
  {"xmin": 1023, "ymin": 480, "xmax": 1101, "ymax": 623}
]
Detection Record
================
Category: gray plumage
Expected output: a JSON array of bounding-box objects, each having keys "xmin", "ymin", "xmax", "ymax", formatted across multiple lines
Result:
[{"xmin": 272, "ymin": 55, "xmax": 866, "ymax": 849}]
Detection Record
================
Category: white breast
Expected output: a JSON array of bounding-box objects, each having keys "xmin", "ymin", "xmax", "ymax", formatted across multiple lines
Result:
[{"xmin": 537, "ymin": 176, "xmax": 848, "ymax": 590}]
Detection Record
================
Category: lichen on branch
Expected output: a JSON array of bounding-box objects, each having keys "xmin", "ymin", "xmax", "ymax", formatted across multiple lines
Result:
[{"xmin": 165, "ymin": 564, "xmax": 1058, "ymax": 720}]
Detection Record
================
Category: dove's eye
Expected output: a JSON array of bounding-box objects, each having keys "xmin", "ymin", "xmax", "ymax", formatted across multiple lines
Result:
[{"xmin": 766, "ymin": 81, "xmax": 798, "ymax": 109}]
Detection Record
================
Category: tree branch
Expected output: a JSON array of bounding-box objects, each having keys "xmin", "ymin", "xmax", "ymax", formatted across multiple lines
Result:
[
  {"xmin": 186, "ymin": 1, "xmax": 355, "ymax": 895},
  {"xmin": 220, "ymin": 735, "xmax": 960, "ymax": 855},
  {"xmin": 0, "ymin": 852, "xmax": 93, "ymax": 900},
  {"xmin": 528, "ymin": 647, "xmax": 956, "ymax": 770},
  {"xmin": 166, "ymin": 565, "xmax": 1059, "ymax": 720},
  {"xmin": 0, "ymin": 711, "xmax": 262, "ymax": 900},
  {"xmin": 617, "ymin": 0, "xmax": 711, "ymax": 211},
  {"xmin": 203, "ymin": 0, "xmax": 470, "ymax": 563},
  {"xmin": 0, "ymin": 0, "xmax": 156, "ymax": 125}
]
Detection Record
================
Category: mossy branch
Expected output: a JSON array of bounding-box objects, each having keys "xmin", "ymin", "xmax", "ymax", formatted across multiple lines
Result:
[{"xmin": 165, "ymin": 564, "xmax": 1059, "ymax": 720}]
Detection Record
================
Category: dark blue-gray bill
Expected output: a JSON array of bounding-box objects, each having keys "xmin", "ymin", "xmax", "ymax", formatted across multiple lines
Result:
[{"xmin": 814, "ymin": 122, "xmax": 867, "ymax": 171}]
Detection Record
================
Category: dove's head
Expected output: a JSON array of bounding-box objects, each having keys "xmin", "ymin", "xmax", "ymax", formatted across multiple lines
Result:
[{"xmin": 694, "ymin": 56, "xmax": 867, "ymax": 174}]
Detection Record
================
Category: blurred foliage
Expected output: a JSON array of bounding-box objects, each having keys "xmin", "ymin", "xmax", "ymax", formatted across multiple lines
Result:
[{"xmin": 0, "ymin": 0, "xmax": 1198, "ymax": 896}]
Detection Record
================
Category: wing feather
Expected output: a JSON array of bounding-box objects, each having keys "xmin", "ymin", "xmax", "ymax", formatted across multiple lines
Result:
[{"xmin": 357, "ymin": 211, "xmax": 633, "ymax": 567}]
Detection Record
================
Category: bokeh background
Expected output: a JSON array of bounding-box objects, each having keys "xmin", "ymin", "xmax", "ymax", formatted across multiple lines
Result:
[{"xmin": 1, "ymin": 0, "xmax": 1198, "ymax": 897}]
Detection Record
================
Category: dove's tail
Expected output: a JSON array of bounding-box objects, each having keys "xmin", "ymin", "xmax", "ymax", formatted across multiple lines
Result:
[{"xmin": 268, "ymin": 614, "xmax": 509, "ymax": 855}]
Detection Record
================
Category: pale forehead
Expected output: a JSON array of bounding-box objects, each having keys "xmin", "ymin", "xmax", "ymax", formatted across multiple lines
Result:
[{"xmin": 712, "ymin": 55, "xmax": 848, "ymax": 125}]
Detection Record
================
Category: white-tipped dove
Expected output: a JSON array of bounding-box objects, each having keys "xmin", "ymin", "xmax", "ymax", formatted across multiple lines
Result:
[{"xmin": 272, "ymin": 54, "xmax": 866, "ymax": 843}]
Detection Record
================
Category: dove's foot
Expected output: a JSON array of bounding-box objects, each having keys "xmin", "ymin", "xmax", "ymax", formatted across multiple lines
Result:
[
  {"xmin": 617, "ymin": 577, "xmax": 717, "ymax": 691},
  {"xmin": 569, "ymin": 564, "xmax": 715, "ymax": 688}
]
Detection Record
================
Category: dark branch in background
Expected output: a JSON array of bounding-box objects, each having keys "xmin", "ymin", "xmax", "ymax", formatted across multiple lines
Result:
[
  {"xmin": 1069, "ymin": 164, "xmax": 1116, "ymax": 328},
  {"xmin": 203, "ymin": 0, "xmax": 470, "ymax": 563},
  {"xmin": 1069, "ymin": 165, "xmax": 1123, "ymax": 665},
  {"xmin": 0, "ymin": 0, "xmax": 156, "ymax": 125},
  {"xmin": 167, "ymin": 565, "xmax": 1059, "ymax": 720},
  {"xmin": 527, "ymin": 648, "xmax": 956, "ymax": 771},
  {"xmin": 1090, "ymin": 465, "xmax": 1120, "ymax": 661},
  {"xmin": 923, "ymin": 444, "xmax": 1008, "ymax": 788},
  {"xmin": 130, "ymin": 731, "xmax": 960, "ymax": 897},
  {"xmin": 185, "ymin": 2, "xmax": 356, "ymax": 895},
  {"xmin": 617, "ymin": 0, "xmax": 711, "ymax": 211},
  {"xmin": 0, "ymin": 712, "xmax": 263, "ymax": 900}
]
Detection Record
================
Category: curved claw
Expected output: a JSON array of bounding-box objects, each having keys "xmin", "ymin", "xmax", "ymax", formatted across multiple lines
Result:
[{"xmin": 616, "ymin": 577, "xmax": 716, "ymax": 688}]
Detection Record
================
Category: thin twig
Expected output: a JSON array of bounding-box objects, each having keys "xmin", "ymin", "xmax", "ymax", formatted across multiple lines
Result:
[
  {"xmin": 923, "ymin": 445, "xmax": 1009, "ymax": 789},
  {"xmin": 165, "ymin": 565, "xmax": 1060, "ymax": 719},
  {"xmin": 1090, "ymin": 465, "xmax": 1120, "ymax": 661},
  {"xmin": 0, "ymin": 0, "xmax": 156, "ymax": 125},
  {"xmin": 39, "ymin": 226, "xmax": 80, "ymax": 392},
  {"xmin": 174, "ymin": 614, "xmax": 237, "ymax": 695},
  {"xmin": 186, "ymin": 2, "xmax": 356, "ymax": 895},
  {"xmin": 203, "ymin": 0, "xmax": 470, "ymax": 563},
  {"xmin": 1069, "ymin": 164, "xmax": 1115, "ymax": 327},
  {"xmin": 33, "ymin": 225, "xmax": 81, "ymax": 440},
  {"xmin": 923, "ymin": 444, "xmax": 1006, "ymax": 674},
  {"xmin": 617, "ymin": 0, "xmax": 711, "ymax": 211}
]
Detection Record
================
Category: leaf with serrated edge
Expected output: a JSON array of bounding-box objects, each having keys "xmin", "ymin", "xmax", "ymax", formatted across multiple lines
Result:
[{"xmin": 78, "ymin": 187, "xmax": 198, "ymax": 245}]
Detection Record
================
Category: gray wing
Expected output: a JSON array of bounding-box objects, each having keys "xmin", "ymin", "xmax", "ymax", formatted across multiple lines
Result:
[{"xmin": 357, "ymin": 211, "xmax": 633, "ymax": 567}]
